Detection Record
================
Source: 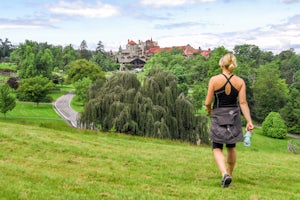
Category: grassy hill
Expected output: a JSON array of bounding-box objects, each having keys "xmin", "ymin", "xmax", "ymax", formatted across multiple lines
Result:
[{"xmin": 0, "ymin": 121, "xmax": 299, "ymax": 200}]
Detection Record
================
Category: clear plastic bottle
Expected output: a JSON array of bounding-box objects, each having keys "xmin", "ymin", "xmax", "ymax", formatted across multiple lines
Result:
[{"xmin": 243, "ymin": 131, "xmax": 252, "ymax": 147}]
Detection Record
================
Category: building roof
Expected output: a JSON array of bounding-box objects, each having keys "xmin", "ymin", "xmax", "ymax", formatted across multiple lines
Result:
[
  {"xmin": 201, "ymin": 49, "xmax": 212, "ymax": 58},
  {"xmin": 128, "ymin": 40, "xmax": 137, "ymax": 45},
  {"xmin": 145, "ymin": 44, "xmax": 204, "ymax": 57},
  {"xmin": 183, "ymin": 45, "xmax": 200, "ymax": 56},
  {"xmin": 117, "ymin": 56, "xmax": 146, "ymax": 64}
]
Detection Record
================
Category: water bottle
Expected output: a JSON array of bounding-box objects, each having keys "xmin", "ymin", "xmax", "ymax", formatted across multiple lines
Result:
[{"xmin": 243, "ymin": 131, "xmax": 252, "ymax": 147}]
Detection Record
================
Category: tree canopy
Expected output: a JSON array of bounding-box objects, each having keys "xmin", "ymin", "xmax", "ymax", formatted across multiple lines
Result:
[
  {"xmin": 66, "ymin": 59, "xmax": 105, "ymax": 84},
  {"xmin": 80, "ymin": 69, "xmax": 209, "ymax": 144},
  {"xmin": 4, "ymin": 37, "xmax": 300, "ymax": 135},
  {"xmin": 252, "ymin": 62, "xmax": 289, "ymax": 121},
  {"xmin": 74, "ymin": 77, "xmax": 92, "ymax": 103},
  {"xmin": 0, "ymin": 84, "xmax": 16, "ymax": 117},
  {"xmin": 0, "ymin": 38, "xmax": 13, "ymax": 61},
  {"xmin": 17, "ymin": 76, "xmax": 55, "ymax": 105}
]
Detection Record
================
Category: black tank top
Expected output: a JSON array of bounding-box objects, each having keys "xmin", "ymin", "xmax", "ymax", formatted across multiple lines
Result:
[{"xmin": 213, "ymin": 74, "xmax": 239, "ymax": 108}]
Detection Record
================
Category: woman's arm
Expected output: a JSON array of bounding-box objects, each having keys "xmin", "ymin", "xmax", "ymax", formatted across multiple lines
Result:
[
  {"xmin": 205, "ymin": 78, "xmax": 214, "ymax": 115},
  {"xmin": 238, "ymin": 79, "xmax": 254, "ymax": 131}
]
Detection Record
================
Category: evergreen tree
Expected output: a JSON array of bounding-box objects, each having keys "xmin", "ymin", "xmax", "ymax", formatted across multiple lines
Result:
[
  {"xmin": 79, "ymin": 40, "xmax": 92, "ymax": 60},
  {"xmin": 0, "ymin": 84, "xmax": 16, "ymax": 118},
  {"xmin": 0, "ymin": 38, "xmax": 13, "ymax": 61},
  {"xmin": 96, "ymin": 41, "xmax": 105, "ymax": 53}
]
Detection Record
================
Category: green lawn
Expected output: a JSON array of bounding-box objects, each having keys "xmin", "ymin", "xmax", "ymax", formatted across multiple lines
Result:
[
  {"xmin": 0, "ymin": 84, "xmax": 75, "ymax": 125},
  {"xmin": 0, "ymin": 101, "xmax": 66, "ymax": 125},
  {"xmin": 0, "ymin": 63, "xmax": 17, "ymax": 71},
  {"xmin": 0, "ymin": 122, "xmax": 299, "ymax": 200},
  {"xmin": 70, "ymin": 97, "xmax": 84, "ymax": 113},
  {"xmin": 49, "ymin": 84, "xmax": 74, "ymax": 100}
]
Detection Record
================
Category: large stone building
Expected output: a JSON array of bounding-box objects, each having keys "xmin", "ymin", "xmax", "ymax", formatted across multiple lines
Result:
[
  {"xmin": 116, "ymin": 38, "xmax": 211, "ymax": 70},
  {"xmin": 116, "ymin": 39, "xmax": 157, "ymax": 70}
]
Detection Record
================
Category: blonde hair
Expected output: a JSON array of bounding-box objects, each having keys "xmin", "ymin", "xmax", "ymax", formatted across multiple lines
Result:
[{"xmin": 219, "ymin": 53, "xmax": 237, "ymax": 73}]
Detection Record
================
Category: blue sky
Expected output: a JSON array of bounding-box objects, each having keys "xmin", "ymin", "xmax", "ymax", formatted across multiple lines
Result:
[{"xmin": 1, "ymin": 0, "xmax": 300, "ymax": 54}]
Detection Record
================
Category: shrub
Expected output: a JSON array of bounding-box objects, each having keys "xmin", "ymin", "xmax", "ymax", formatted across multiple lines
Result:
[
  {"xmin": 7, "ymin": 77, "xmax": 19, "ymax": 90},
  {"xmin": 262, "ymin": 112, "xmax": 287, "ymax": 139}
]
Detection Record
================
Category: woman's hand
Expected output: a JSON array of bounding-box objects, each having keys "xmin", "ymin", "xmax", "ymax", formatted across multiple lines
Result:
[
  {"xmin": 206, "ymin": 106, "xmax": 212, "ymax": 115},
  {"xmin": 246, "ymin": 122, "xmax": 254, "ymax": 131}
]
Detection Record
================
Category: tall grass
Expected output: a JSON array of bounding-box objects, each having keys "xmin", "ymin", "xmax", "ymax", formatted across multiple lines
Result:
[{"xmin": 0, "ymin": 122, "xmax": 299, "ymax": 200}]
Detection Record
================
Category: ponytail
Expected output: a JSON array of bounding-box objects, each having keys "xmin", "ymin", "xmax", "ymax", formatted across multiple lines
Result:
[
  {"xmin": 219, "ymin": 53, "xmax": 237, "ymax": 72},
  {"xmin": 228, "ymin": 63, "xmax": 235, "ymax": 72}
]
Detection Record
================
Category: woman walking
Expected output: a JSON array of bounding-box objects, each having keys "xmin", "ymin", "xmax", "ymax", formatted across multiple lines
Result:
[{"xmin": 205, "ymin": 53, "xmax": 253, "ymax": 188}]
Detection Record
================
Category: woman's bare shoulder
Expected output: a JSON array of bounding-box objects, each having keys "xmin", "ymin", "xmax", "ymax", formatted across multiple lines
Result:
[
  {"xmin": 232, "ymin": 75, "xmax": 245, "ymax": 89},
  {"xmin": 210, "ymin": 74, "xmax": 223, "ymax": 81},
  {"xmin": 234, "ymin": 75, "xmax": 245, "ymax": 83}
]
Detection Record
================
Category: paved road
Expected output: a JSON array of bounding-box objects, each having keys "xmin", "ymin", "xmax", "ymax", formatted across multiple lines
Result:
[
  {"xmin": 53, "ymin": 92, "xmax": 79, "ymax": 128},
  {"xmin": 287, "ymin": 133, "xmax": 300, "ymax": 139},
  {"xmin": 54, "ymin": 94, "xmax": 300, "ymax": 138}
]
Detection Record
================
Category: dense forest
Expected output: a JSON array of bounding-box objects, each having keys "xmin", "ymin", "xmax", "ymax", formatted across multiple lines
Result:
[{"xmin": 1, "ymin": 38, "xmax": 300, "ymax": 144}]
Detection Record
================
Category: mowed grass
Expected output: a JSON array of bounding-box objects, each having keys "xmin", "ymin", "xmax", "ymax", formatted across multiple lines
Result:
[
  {"xmin": 0, "ymin": 63, "xmax": 17, "ymax": 71},
  {"xmin": 0, "ymin": 122, "xmax": 299, "ymax": 200},
  {"xmin": 49, "ymin": 85, "xmax": 74, "ymax": 100},
  {"xmin": 0, "ymin": 102, "xmax": 66, "ymax": 125},
  {"xmin": 0, "ymin": 84, "xmax": 74, "ymax": 125}
]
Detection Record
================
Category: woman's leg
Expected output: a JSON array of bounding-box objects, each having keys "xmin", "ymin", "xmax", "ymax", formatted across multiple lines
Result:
[
  {"xmin": 226, "ymin": 147, "xmax": 236, "ymax": 176},
  {"xmin": 213, "ymin": 148, "xmax": 227, "ymax": 176},
  {"xmin": 213, "ymin": 143, "xmax": 233, "ymax": 187}
]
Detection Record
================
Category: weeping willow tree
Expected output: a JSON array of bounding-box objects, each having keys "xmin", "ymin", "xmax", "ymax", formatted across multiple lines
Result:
[{"xmin": 80, "ymin": 68, "xmax": 209, "ymax": 144}]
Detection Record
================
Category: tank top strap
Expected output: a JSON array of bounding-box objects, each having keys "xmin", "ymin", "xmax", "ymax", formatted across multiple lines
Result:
[{"xmin": 222, "ymin": 74, "xmax": 234, "ymax": 86}]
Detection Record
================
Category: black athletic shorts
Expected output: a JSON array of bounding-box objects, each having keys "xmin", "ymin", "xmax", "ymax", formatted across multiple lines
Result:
[{"xmin": 212, "ymin": 142, "xmax": 236, "ymax": 150}]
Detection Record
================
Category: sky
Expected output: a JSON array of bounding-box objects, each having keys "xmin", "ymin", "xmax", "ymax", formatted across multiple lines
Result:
[{"xmin": 1, "ymin": 0, "xmax": 300, "ymax": 54}]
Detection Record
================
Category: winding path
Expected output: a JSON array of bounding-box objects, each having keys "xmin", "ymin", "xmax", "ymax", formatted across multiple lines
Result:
[
  {"xmin": 53, "ymin": 92, "xmax": 79, "ymax": 128},
  {"xmin": 53, "ymin": 93, "xmax": 300, "ymax": 139}
]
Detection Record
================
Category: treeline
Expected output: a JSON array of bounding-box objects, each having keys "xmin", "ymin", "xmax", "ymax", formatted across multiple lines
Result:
[
  {"xmin": 142, "ymin": 45, "xmax": 300, "ymax": 134},
  {"xmin": 1, "ymin": 37, "xmax": 300, "ymax": 142},
  {"xmin": 0, "ymin": 38, "xmax": 114, "ymax": 108},
  {"xmin": 0, "ymin": 38, "xmax": 118, "ymax": 74}
]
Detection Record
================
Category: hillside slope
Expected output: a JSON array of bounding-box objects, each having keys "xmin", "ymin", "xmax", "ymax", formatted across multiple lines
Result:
[{"xmin": 0, "ymin": 122, "xmax": 299, "ymax": 199}]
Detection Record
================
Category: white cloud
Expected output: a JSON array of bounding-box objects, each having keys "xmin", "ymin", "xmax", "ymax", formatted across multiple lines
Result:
[
  {"xmin": 0, "ymin": 24, "xmax": 44, "ymax": 29},
  {"xmin": 140, "ymin": 0, "xmax": 215, "ymax": 7},
  {"xmin": 48, "ymin": 1, "xmax": 120, "ymax": 18},
  {"xmin": 0, "ymin": 18, "xmax": 57, "ymax": 30},
  {"xmin": 153, "ymin": 16, "xmax": 300, "ymax": 54},
  {"xmin": 280, "ymin": 0, "xmax": 300, "ymax": 4}
]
